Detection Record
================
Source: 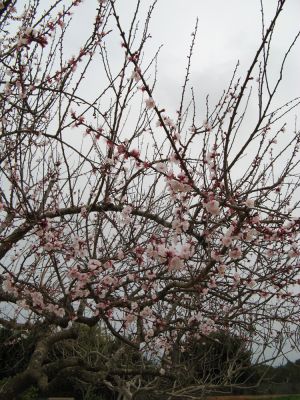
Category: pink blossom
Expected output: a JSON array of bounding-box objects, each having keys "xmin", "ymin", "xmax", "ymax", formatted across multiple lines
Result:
[
  {"xmin": 145, "ymin": 97, "xmax": 155, "ymax": 109},
  {"xmin": 245, "ymin": 198, "xmax": 255, "ymax": 208},
  {"xmin": 146, "ymin": 244, "xmax": 157, "ymax": 259},
  {"xmin": 155, "ymin": 244, "xmax": 166, "ymax": 258},
  {"xmin": 252, "ymin": 214, "xmax": 260, "ymax": 224},
  {"xmin": 162, "ymin": 115, "xmax": 175, "ymax": 128},
  {"xmin": 146, "ymin": 328, "xmax": 154, "ymax": 337},
  {"xmin": 173, "ymin": 131, "xmax": 181, "ymax": 141},
  {"xmin": 222, "ymin": 235, "xmax": 232, "ymax": 247},
  {"xmin": 169, "ymin": 153, "xmax": 180, "ymax": 164},
  {"xmin": 156, "ymin": 162, "xmax": 167, "ymax": 173},
  {"xmin": 68, "ymin": 266, "xmax": 80, "ymax": 279},
  {"xmin": 169, "ymin": 256, "xmax": 184, "ymax": 271},
  {"xmin": 171, "ymin": 218, "xmax": 189, "ymax": 233},
  {"xmin": 217, "ymin": 264, "xmax": 226, "ymax": 276},
  {"xmin": 208, "ymin": 278, "xmax": 217, "ymax": 288},
  {"xmin": 125, "ymin": 313, "xmax": 136, "ymax": 325},
  {"xmin": 122, "ymin": 205, "xmax": 132, "ymax": 215},
  {"xmin": 140, "ymin": 306, "xmax": 152, "ymax": 318},
  {"xmin": 31, "ymin": 292, "xmax": 44, "ymax": 308},
  {"xmin": 129, "ymin": 149, "xmax": 140, "ymax": 158},
  {"xmin": 288, "ymin": 248, "xmax": 299, "ymax": 258},
  {"xmin": 131, "ymin": 69, "xmax": 141, "ymax": 82},
  {"xmin": 246, "ymin": 229, "xmax": 256, "ymax": 241},
  {"xmin": 88, "ymin": 259, "xmax": 101, "ymax": 271},
  {"xmin": 211, "ymin": 250, "xmax": 222, "ymax": 262},
  {"xmin": 204, "ymin": 199, "xmax": 220, "ymax": 215},
  {"xmin": 102, "ymin": 275, "xmax": 114, "ymax": 286},
  {"xmin": 203, "ymin": 119, "xmax": 212, "ymax": 132},
  {"xmin": 17, "ymin": 299, "xmax": 29, "ymax": 310},
  {"xmin": 180, "ymin": 243, "xmax": 195, "ymax": 259},
  {"xmin": 168, "ymin": 179, "xmax": 191, "ymax": 194},
  {"xmin": 229, "ymin": 247, "xmax": 242, "ymax": 259},
  {"xmin": 3, "ymin": 276, "xmax": 18, "ymax": 296},
  {"xmin": 247, "ymin": 278, "xmax": 256, "ymax": 288},
  {"xmin": 117, "ymin": 249, "xmax": 124, "ymax": 260},
  {"xmin": 233, "ymin": 272, "xmax": 241, "ymax": 282},
  {"xmin": 122, "ymin": 205, "xmax": 133, "ymax": 224}
]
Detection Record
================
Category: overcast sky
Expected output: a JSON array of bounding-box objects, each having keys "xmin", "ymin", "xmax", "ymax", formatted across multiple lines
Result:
[
  {"xmin": 66, "ymin": 0, "xmax": 300, "ymax": 138},
  {"xmin": 144, "ymin": 0, "xmax": 300, "ymax": 109}
]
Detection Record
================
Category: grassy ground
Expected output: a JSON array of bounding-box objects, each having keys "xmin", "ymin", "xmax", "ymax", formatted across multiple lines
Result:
[{"xmin": 208, "ymin": 395, "xmax": 300, "ymax": 400}]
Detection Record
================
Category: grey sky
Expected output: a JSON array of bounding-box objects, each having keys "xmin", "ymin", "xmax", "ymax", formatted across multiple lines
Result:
[
  {"xmin": 67, "ymin": 0, "xmax": 300, "ymax": 133},
  {"xmin": 112, "ymin": 1, "xmax": 300, "ymax": 110}
]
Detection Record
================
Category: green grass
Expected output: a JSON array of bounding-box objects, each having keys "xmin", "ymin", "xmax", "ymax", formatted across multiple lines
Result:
[{"xmin": 274, "ymin": 396, "xmax": 300, "ymax": 400}]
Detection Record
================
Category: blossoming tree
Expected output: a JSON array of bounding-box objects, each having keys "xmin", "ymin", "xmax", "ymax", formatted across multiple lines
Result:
[{"xmin": 0, "ymin": 0, "xmax": 300, "ymax": 398}]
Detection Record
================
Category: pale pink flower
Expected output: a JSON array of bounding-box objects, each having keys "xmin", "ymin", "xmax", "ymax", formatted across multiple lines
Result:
[
  {"xmin": 180, "ymin": 243, "xmax": 195, "ymax": 259},
  {"xmin": 145, "ymin": 270, "xmax": 156, "ymax": 279},
  {"xmin": 122, "ymin": 205, "xmax": 133, "ymax": 224},
  {"xmin": 129, "ymin": 148, "xmax": 140, "ymax": 158},
  {"xmin": 246, "ymin": 228, "xmax": 256, "ymax": 241},
  {"xmin": 17, "ymin": 299, "xmax": 29, "ymax": 310},
  {"xmin": 131, "ymin": 69, "xmax": 141, "ymax": 82},
  {"xmin": 156, "ymin": 162, "xmax": 167, "ymax": 173},
  {"xmin": 96, "ymin": 302, "xmax": 106, "ymax": 309},
  {"xmin": 181, "ymin": 220, "xmax": 189, "ymax": 232},
  {"xmin": 162, "ymin": 115, "xmax": 175, "ymax": 128},
  {"xmin": 4, "ymin": 83, "xmax": 11, "ymax": 95},
  {"xmin": 204, "ymin": 199, "xmax": 220, "ymax": 215},
  {"xmin": 88, "ymin": 259, "xmax": 101, "ymax": 271},
  {"xmin": 104, "ymin": 260, "xmax": 113, "ymax": 270},
  {"xmin": 245, "ymin": 198, "xmax": 255, "ymax": 208},
  {"xmin": 173, "ymin": 132, "xmax": 181, "ymax": 141},
  {"xmin": 252, "ymin": 214, "xmax": 260, "ymax": 224},
  {"xmin": 122, "ymin": 205, "xmax": 132, "ymax": 215},
  {"xmin": 171, "ymin": 218, "xmax": 189, "ymax": 234},
  {"xmin": 68, "ymin": 266, "xmax": 81, "ymax": 279},
  {"xmin": 211, "ymin": 250, "xmax": 221, "ymax": 262},
  {"xmin": 127, "ymin": 273, "xmax": 135, "ymax": 281},
  {"xmin": 222, "ymin": 235, "xmax": 232, "ymax": 247},
  {"xmin": 168, "ymin": 179, "xmax": 191, "ymax": 194},
  {"xmin": 55, "ymin": 307, "xmax": 65, "ymax": 317},
  {"xmin": 125, "ymin": 313, "xmax": 136, "ymax": 325},
  {"xmin": 146, "ymin": 244, "xmax": 157, "ymax": 258},
  {"xmin": 208, "ymin": 278, "xmax": 217, "ymax": 288},
  {"xmin": 140, "ymin": 306, "xmax": 152, "ymax": 318},
  {"xmin": 288, "ymin": 248, "xmax": 299, "ymax": 258},
  {"xmin": 146, "ymin": 328, "xmax": 154, "ymax": 337},
  {"xmin": 229, "ymin": 247, "xmax": 242, "ymax": 259},
  {"xmin": 217, "ymin": 264, "xmax": 226, "ymax": 276},
  {"xmin": 169, "ymin": 256, "xmax": 184, "ymax": 271},
  {"xmin": 117, "ymin": 249, "xmax": 124, "ymax": 260},
  {"xmin": 102, "ymin": 275, "xmax": 114, "ymax": 286},
  {"xmin": 31, "ymin": 292, "xmax": 44, "ymax": 308},
  {"xmin": 169, "ymin": 153, "xmax": 180, "ymax": 164},
  {"xmin": 247, "ymin": 278, "xmax": 256, "ymax": 288},
  {"xmin": 3, "ymin": 277, "xmax": 18, "ymax": 296},
  {"xmin": 157, "ymin": 244, "xmax": 168, "ymax": 258},
  {"xmin": 203, "ymin": 119, "xmax": 212, "ymax": 132},
  {"xmin": 145, "ymin": 97, "xmax": 155, "ymax": 109}
]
